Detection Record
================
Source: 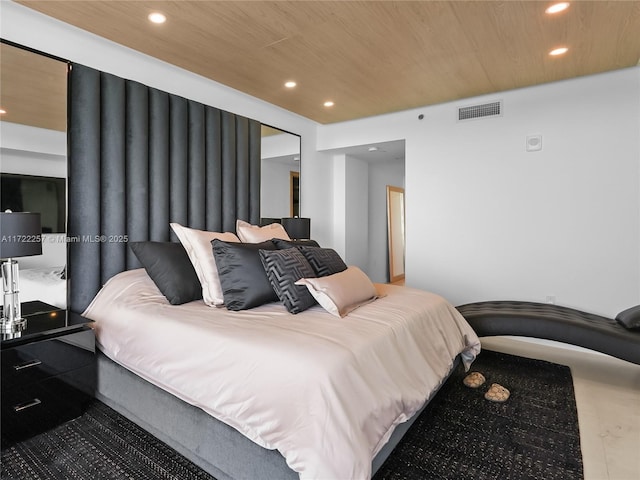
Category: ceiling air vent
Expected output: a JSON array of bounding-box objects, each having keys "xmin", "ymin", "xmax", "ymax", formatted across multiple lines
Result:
[{"xmin": 457, "ymin": 100, "xmax": 502, "ymax": 122}]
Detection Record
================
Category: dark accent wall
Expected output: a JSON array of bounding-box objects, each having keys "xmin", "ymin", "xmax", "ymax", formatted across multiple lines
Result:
[{"xmin": 67, "ymin": 63, "xmax": 261, "ymax": 313}]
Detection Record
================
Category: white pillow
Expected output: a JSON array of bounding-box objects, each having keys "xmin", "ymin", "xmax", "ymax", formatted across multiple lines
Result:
[
  {"xmin": 236, "ymin": 219, "xmax": 290, "ymax": 243},
  {"xmin": 296, "ymin": 266, "xmax": 379, "ymax": 317},
  {"xmin": 170, "ymin": 223, "xmax": 239, "ymax": 306}
]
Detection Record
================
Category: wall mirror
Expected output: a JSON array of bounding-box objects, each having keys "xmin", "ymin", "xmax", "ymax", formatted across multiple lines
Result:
[
  {"xmin": 387, "ymin": 185, "xmax": 405, "ymax": 284},
  {"xmin": 260, "ymin": 125, "xmax": 301, "ymax": 221},
  {"xmin": 0, "ymin": 41, "xmax": 68, "ymax": 307}
]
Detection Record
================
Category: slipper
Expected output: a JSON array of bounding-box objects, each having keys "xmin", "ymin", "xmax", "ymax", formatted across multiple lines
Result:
[
  {"xmin": 463, "ymin": 371, "xmax": 486, "ymax": 388},
  {"xmin": 484, "ymin": 383, "xmax": 510, "ymax": 402}
]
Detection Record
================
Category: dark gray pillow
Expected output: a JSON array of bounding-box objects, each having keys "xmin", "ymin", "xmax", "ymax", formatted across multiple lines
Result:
[
  {"xmin": 298, "ymin": 246, "xmax": 347, "ymax": 277},
  {"xmin": 212, "ymin": 239, "xmax": 278, "ymax": 311},
  {"xmin": 129, "ymin": 241, "xmax": 202, "ymax": 305},
  {"xmin": 259, "ymin": 248, "xmax": 316, "ymax": 314},
  {"xmin": 272, "ymin": 238, "xmax": 320, "ymax": 249},
  {"xmin": 615, "ymin": 305, "xmax": 640, "ymax": 330}
]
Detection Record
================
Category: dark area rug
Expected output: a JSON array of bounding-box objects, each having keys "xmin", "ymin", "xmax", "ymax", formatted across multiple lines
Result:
[
  {"xmin": 1, "ymin": 350, "xmax": 582, "ymax": 480},
  {"xmin": 1, "ymin": 401, "xmax": 215, "ymax": 480},
  {"xmin": 374, "ymin": 350, "xmax": 583, "ymax": 480}
]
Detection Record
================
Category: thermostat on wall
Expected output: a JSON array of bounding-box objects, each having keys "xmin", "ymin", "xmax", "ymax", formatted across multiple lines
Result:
[{"xmin": 526, "ymin": 134, "xmax": 542, "ymax": 152}]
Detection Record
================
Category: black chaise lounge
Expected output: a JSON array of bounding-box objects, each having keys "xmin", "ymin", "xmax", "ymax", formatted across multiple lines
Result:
[{"xmin": 456, "ymin": 301, "xmax": 640, "ymax": 365}]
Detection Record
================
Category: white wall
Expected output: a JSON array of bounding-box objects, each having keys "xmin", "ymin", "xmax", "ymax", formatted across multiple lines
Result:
[
  {"xmin": 261, "ymin": 160, "xmax": 299, "ymax": 218},
  {"xmin": 1, "ymin": 121, "xmax": 66, "ymax": 155},
  {"xmin": 331, "ymin": 154, "xmax": 348, "ymax": 256},
  {"xmin": 261, "ymin": 132, "xmax": 300, "ymax": 219},
  {"xmin": 319, "ymin": 67, "xmax": 640, "ymax": 318},
  {"xmin": 261, "ymin": 132, "xmax": 300, "ymax": 160},
  {"xmin": 344, "ymin": 157, "xmax": 369, "ymax": 271},
  {"xmin": 1, "ymin": 122, "xmax": 67, "ymax": 178},
  {"xmin": 412, "ymin": 70, "xmax": 639, "ymax": 317},
  {"xmin": 1, "ymin": 149, "xmax": 66, "ymax": 178},
  {"xmin": 368, "ymin": 160, "xmax": 405, "ymax": 283},
  {"xmin": 302, "ymin": 148, "xmax": 333, "ymax": 248}
]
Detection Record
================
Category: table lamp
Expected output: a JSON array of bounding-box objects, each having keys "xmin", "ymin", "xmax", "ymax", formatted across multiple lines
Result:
[
  {"xmin": 0, "ymin": 211, "xmax": 42, "ymax": 333},
  {"xmin": 281, "ymin": 217, "xmax": 311, "ymax": 240},
  {"xmin": 260, "ymin": 217, "xmax": 282, "ymax": 226}
]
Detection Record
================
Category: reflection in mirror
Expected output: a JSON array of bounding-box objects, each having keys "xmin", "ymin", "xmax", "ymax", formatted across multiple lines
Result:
[
  {"xmin": 260, "ymin": 125, "xmax": 301, "ymax": 221},
  {"xmin": 387, "ymin": 185, "xmax": 405, "ymax": 285},
  {"xmin": 290, "ymin": 171, "xmax": 299, "ymax": 217},
  {"xmin": 0, "ymin": 42, "xmax": 68, "ymax": 308}
]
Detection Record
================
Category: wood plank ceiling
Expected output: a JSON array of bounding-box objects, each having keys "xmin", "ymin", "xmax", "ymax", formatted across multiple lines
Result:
[{"xmin": 5, "ymin": 1, "xmax": 640, "ymax": 127}]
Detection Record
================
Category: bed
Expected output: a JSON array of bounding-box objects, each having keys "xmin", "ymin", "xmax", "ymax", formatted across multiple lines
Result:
[
  {"xmin": 67, "ymin": 62, "xmax": 480, "ymax": 480},
  {"xmin": 83, "ymin": 267, "xmax": 480, "ymax": 480}
]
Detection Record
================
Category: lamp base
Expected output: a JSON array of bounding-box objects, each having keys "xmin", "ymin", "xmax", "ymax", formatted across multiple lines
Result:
[
  {"xmin": 2, "ymin": 259, "xmax": 26, "ymax": 334},
  {"xmin": 0, "ymin": 316, "xmax": 27, "ymax": 334}
]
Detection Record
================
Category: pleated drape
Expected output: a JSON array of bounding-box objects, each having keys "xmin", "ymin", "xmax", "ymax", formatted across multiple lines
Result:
[{"xmin": 68, "ymin": 64, "xmax": 261, "ymax": 312}]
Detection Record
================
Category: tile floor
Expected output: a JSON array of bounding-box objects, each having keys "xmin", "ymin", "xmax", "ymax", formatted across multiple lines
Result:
[{"xmin": 481, "ymin": 336, "xmax": 640, "ymax": 480}]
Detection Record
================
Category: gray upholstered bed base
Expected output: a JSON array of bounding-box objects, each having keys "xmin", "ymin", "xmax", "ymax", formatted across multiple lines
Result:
[{"xmin": 96, "ymin": 350, "xmax": 459, "ymax": 479}]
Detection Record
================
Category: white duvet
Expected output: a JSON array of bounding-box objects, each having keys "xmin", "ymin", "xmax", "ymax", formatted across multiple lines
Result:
[{"xmin": 84, "ymin": 269, "xmax": 480, "ymax": 480}]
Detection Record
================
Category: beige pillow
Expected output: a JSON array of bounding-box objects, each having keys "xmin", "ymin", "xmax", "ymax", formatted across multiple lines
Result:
[
  {"xmin": 296, "ymin": 266, "xmax": 379, "ymax": 317},
  {"xmin": 170, "ymin": 223, "xmax": 239, "ymax": 306},
  {"xmin": 236, "ymin": 219, "xmax": 290, "ymax": 243}
]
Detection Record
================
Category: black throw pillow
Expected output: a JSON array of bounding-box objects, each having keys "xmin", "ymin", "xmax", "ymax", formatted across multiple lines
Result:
[
  {"xmin": 297, "ymin": 246, "xmax": 347, "ymax": 277},
  {"xmin": 129, "ymin": 241, "xmax": 202, "ymax": 305},
  {"xmin": 212, "ymin": 239, "xmax": 278, "ymax": 311},
  {"xmin": 271, "ymin": 238, "xmax": 320, "ymax": 249},
  {"xmin": 259, "ymin": 247, "xmax": 316, "ymax": 314}
]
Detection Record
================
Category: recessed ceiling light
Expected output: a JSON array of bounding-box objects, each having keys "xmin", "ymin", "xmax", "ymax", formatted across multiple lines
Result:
[
  {"xmin": 148, "ymin": 12, "xmax": 167, "ymax": 24},
  {"xmin": 323, "ymin": 101, "xmax": 334, "ymax": 107},
  {"xmin": 368, "ymin": 146, "xmax": 379, "ymax": 152},
  {"xmin": 545, "ymin": 2, "xmax": 570, "ymax": 14},
  {"xmin": 549, "ymin": 47, "xmax": 569, "ymax": 56},
  {"xmin": 284, "ymin": 81, "xmax": 297, "ymax": 88}
]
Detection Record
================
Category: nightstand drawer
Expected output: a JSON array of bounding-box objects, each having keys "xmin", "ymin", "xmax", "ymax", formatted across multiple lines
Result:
[
  {"xmin": 1, "ymin": 329, "xmax": 94, "ymax": 389},
  {"xmin": 1, "ymin": 306, "xmax": 96, "ymax": 444},
  {"xmin": 1, "ymin": 369, "xmax": 93, "ymax": 442}
]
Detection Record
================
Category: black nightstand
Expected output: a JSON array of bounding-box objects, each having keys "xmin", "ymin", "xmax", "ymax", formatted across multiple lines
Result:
[{"xmin": 1, "ymin": 301, "xmax": 96, "ymax": 444}]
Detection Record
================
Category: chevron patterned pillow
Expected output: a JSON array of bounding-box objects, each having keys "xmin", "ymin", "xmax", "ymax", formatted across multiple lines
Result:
[
  {"xmin": 297, "ymin": 246, "xmax": 347, "ymax": 277},
  {"xmin": 259, "ymin": 247, "xmax": 317, "ymax": 314}
]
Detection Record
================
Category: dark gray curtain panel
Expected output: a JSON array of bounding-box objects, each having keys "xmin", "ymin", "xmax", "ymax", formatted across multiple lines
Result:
[{"xmin": 68, "ymin": 63, "xmax": 261, "ymax": 313}]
